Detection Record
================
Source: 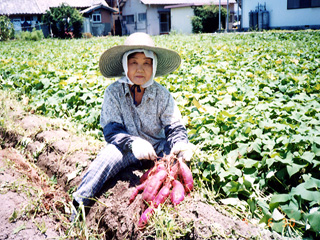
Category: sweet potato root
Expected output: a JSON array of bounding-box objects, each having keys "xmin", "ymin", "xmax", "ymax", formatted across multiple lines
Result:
[
  {"xmin": 138, "ymin": 206, "xmax": 154, "ymax": 229},
  {"xmin": 142, "ymin": 169, "xmax": 167, "ymax": 204},
  {"xmin": 170, "ymin": 179, "xmax": 185, "ymax": 206},
  {"xmin": 178, "ymin": 158, "xmax": 194, "ymax": 193},
  {"xmin": 132, "ymin": 154, "xmax": 193, "ymax": 229},
  {"xmin": 129, "ymin": 181, "xmax": 146, "ymax": 204},
  {"xmin": 140, "ymin": 162, "xmax": 166, "ymax": 183},
  {"xmin": 153, "ymin": 180, "xmax": 171, "ymax": 208}
]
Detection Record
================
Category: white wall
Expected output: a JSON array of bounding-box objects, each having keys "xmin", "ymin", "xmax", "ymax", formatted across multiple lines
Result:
[
  {"xmin": 242, "ymin": 0, "xmax": 320, "ymax": 29},
  {"xmin": 146, "ymin": 7, "xmax": 160, "ymax": 35},
  {"xmin": 122, "ymin": 0, "xmax": 165, "ymax": 35},
  {"xmin": 122, "ymin": 0, "xmax": 148, "ymax": 34},
  {"xmin": 171, "ymin": 7, "xmax": 194, "ymax": 34}
]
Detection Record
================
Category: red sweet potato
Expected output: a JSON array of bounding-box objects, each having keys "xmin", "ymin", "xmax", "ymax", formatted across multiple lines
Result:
[
  {"xmin": 140, "ymin": 162, "xmax": 166, "ymax": 183},
  {"xmin": 170, "ymin": 179, "xmax": 185, "ymax": 206},
  {"xmin": 142, "ymin": 169, "xmax": 168, "ymax": 204},
  {"xmin": 153, "ymin": 180, "xmax": 172, "ymax": 208},
  {"xmin": 168, "ymin": 162, "xmax": 179, "ymax": 180},
  {"xmin": 178, "ymin": 158, "xmax": 194, "ymax": 193},
  {"xmin": 140, "ymin": 168, "xmax": 152, "ymax": 183},
  {"xmin": 138, "ymin": 206, "xmax": 154, "ymax": 229},
  {"xmin": 129, "ymin": 181, "xmax": 146, "ymax": 204}
]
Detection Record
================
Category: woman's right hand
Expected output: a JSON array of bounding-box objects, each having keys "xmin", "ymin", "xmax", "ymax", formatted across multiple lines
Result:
[{"xmin": 131, "ymin": 138, "xmax": 157, "ymax": 160}]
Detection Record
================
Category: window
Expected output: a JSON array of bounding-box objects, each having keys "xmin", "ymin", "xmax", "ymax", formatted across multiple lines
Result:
[
  {"xmin": 124, "ymin": 15, "xmax": 134, "ymax": 24},
  {"xmin": 92, "ymin": 14, "xmax": 101, "ymax": 23},
  {"xmin": 288, "ymin": 0, "xmax": 320, "ymax": 9},
  {"xmin": 138, "ymin": 13, "xmax": 146, "ymax": 22},
  {"xmin": 159, "ymin": 11, "xmax": 170, "ymax": 34}
]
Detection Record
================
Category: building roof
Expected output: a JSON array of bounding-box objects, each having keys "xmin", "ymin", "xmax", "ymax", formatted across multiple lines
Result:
[
  {"xmin": 0, "ymin": 0, "xmax": 48, "ymax": 15},
  {"xmin": 49, "ymin": 0, "xmax": 107, "ymax": 9},
  {"xmin": 0, "ymin": 0, "xmax": 113, "ymax": 15},
  {"xmin": 141, "ymin": 0, "xmax": 236, "ymax": 5},
  {"xmin": 80, "ymin": 2, "xmax": 118, "ymax": 13}
]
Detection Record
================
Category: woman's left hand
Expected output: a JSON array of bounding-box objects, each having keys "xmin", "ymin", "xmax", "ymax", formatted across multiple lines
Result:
[{"xmin": 170, "ymin": 142, "xmax": 194, "ymax": 162}]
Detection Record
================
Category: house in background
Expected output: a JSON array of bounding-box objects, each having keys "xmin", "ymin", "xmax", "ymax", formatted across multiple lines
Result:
[
  {"xmin": 120, "ymin": 0, "xmax": 239, "ymax": 35},
  {"xmin": 237, "ymin": 0, "xmax": 320, "ymax": 31},
  {"xmin": 81, "ymin": 2, "xmax": 117, "ymax": 36},
  {"xmin": 0, "ymin": 0, "xmax": 117, "ymax": 37},
  {"xmin": 0, "ymin": 0, "xmax": 48, "ymax": 33},
  {"xmin": 166, "ymin": 0, "xmax": 240, "ymax": 34}
]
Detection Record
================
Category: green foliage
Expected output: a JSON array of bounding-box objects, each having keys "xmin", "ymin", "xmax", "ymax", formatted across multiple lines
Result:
[
  {"xmin": 191, "ymin": 5, "xmax": 227, "ymax": 33},
  {"xmin": 0, "ymin": 16, "xmax": 14, "ymax": 41},
  {"xmin": 1, "ymin": 31, "xmax": 320, "ymax": 238},
  {"xmin": 42, "ymin": 3, "xmax": 83, "ymax": 38},
  {"xmin": 16, "ymin": 28, "xmax": 44, "ymax": 41}
]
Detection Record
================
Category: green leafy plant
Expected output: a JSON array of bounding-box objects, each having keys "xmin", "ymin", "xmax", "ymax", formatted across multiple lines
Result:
[
  {"xmin": 0, "ymin": 15, "xmax": 14, "ymax": 41},
  {"xmin": 42, "ymin": 3, "xmax": 83, "ymax": 38},
  {"xmin": 1, "ymin": 31, "xmax": 320, "ymax": 238},
  {"xmin": 15, "ymin": 28, "xmax": 44, "ymax": 41}
]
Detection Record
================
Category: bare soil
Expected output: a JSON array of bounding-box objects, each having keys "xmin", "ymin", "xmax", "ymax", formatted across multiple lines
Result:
[{"xmin": 0, "ymin": 108, "xmax": 282, "ymax": 239}]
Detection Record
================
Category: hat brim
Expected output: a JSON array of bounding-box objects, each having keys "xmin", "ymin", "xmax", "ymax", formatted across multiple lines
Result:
[{"xmin": 99, "ymin": 45, "xmax": 181, "ymax": 78}]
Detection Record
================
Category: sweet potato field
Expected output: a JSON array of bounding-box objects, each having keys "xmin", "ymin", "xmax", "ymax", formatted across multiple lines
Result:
[{"xmin": 1, "ymin": 31, "xmax": 320, "ymax": 238}]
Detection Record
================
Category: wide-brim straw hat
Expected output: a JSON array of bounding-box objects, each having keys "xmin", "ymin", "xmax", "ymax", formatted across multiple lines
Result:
[{"xmin": 99, "ymin": 32, "xmax": 181, "ymax": 78}]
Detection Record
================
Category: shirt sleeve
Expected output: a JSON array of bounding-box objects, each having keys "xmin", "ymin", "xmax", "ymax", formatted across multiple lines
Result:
[
  {"xmin": 164, "ymin": 122, "xmax": 189, "ymax": 149},
  {"xmin": 100, "ymin": 85, "xmax": 137, "ymax": 152},
  {"xmin": 103, "ymin": 122, "xmax": 137, "ymax": 152},
  {"xmin": 100, "ymin": 86, "xmax": 123, "ymax": 129}
]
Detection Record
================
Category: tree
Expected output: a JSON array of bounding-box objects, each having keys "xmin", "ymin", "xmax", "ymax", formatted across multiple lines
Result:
[
  {"xmin": 0, "ymin": 16, "xmax": 14, "ymax": 41},
  {"xmin": 42, "ymin": 3, "xmax": 83, "ymax": 38},
  {"xmin": 191, "ymin": 5, "xmax": 227, "ymax": 33}
]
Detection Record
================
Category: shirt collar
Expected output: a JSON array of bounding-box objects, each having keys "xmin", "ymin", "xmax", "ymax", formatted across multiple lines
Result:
[{"xmin": 123, "ymin": 82, "xmax": 156, "ymax": 100}]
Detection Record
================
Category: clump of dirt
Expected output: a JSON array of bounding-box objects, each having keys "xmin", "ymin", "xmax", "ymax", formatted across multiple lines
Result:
[
  {"xmin": 0, "ymin": 148, "xmax": 64, "ymax": 239},
  {"xmin": 0, "ymin": 107, "xmax": 282, "ymax": 239}
]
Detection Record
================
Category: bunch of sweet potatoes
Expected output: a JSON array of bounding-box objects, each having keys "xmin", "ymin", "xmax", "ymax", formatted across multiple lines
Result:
[{"xmin": 129, "ymin": 154, "xmax": 194, "ymax": 229}]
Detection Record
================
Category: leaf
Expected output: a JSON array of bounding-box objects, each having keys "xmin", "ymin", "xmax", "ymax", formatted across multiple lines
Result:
[
  {"xmin": 272, "ymin": 208, "xmax": 285, "ymax": 221},
  {"xmin": 300, "ymin": 151, "xmax": 315, "ymax": 162},
  {"xmin": 271, "ymin": 220, "xmax": 285, "ymax": 233},
  {"xmin": 192, "ymin": 98, "xmax": 202, "ymax": 110},
  {"xmin": 222, "ymin": 180, "xmax": 240, "ymax": 194},
  {"xmin": 306, "ymin": 211, "xmax": 320, "ymax": 232},
  {"xmin": 266, "ymin": 170, "xmax": 275, "ymax": 179},
  {"xmin": 281, "ymin": 203, "xmax": 301, "ymax": 220},
  {"xmin": 270, "ymin": 194, "xmax": 291, "ymax": 204},
  {"xmin": 287, "ymin": 163, "xmax": 305, "ymax": 177},
  {"xmin": 13, "ymin": 224, "xmax": 26, "ymax": 234},
  {"xmin": 220, "ymin": 110, "xmax": 235, "ymax": 118},
  {"xmin": 270, "ymin": 194, "xmax": 291, "ymax": 211},
  {"xmin": 9, "ymin": 209, "xmax": 18, "ymax": 222},
  {"xmin": 247, "ymin": 198, "xmax": 256, "ymax": 214},
  {"xmin": 203, "ymin": 169, "xmax": 211, "ymax": 179},
  {"xmin": 262, "ymin": 138, "xmax": 275, "ymax": 151},
  {"xmin": 311, "ymin": 143, "xmax": 320, "ymax": 156},
  {"xmin": 291, "ymin": 186, "xmax": 320, "ymax": 204}
]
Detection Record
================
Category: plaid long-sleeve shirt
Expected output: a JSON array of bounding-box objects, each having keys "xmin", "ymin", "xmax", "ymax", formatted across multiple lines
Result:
[{"xmin": 100, "ymin": 80, "xmax": 188, "ymax": 155}]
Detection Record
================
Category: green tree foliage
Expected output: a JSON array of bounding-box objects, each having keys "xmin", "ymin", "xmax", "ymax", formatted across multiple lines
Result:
[
  {"xmin": 0, "ymin": 16, "xmax": 14, "ymax": 41},
  {"xmin": 42, "ymin": 3, "xmax": 83, "ymax": 38},
  {"xmin": 191, "ymin": 5, "xmax": 227, "ymax": 33}
]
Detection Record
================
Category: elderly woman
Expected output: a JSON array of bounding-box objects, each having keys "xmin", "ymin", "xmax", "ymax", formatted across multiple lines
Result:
[{"xmin": 72, "ymin": 32, "xmax": 193, "ymax": 212}]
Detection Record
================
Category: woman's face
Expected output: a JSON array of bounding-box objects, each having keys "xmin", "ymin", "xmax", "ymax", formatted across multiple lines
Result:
[{"xmin": 127, "ymin": 52, "xmax": 153, "ymax": 86}]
